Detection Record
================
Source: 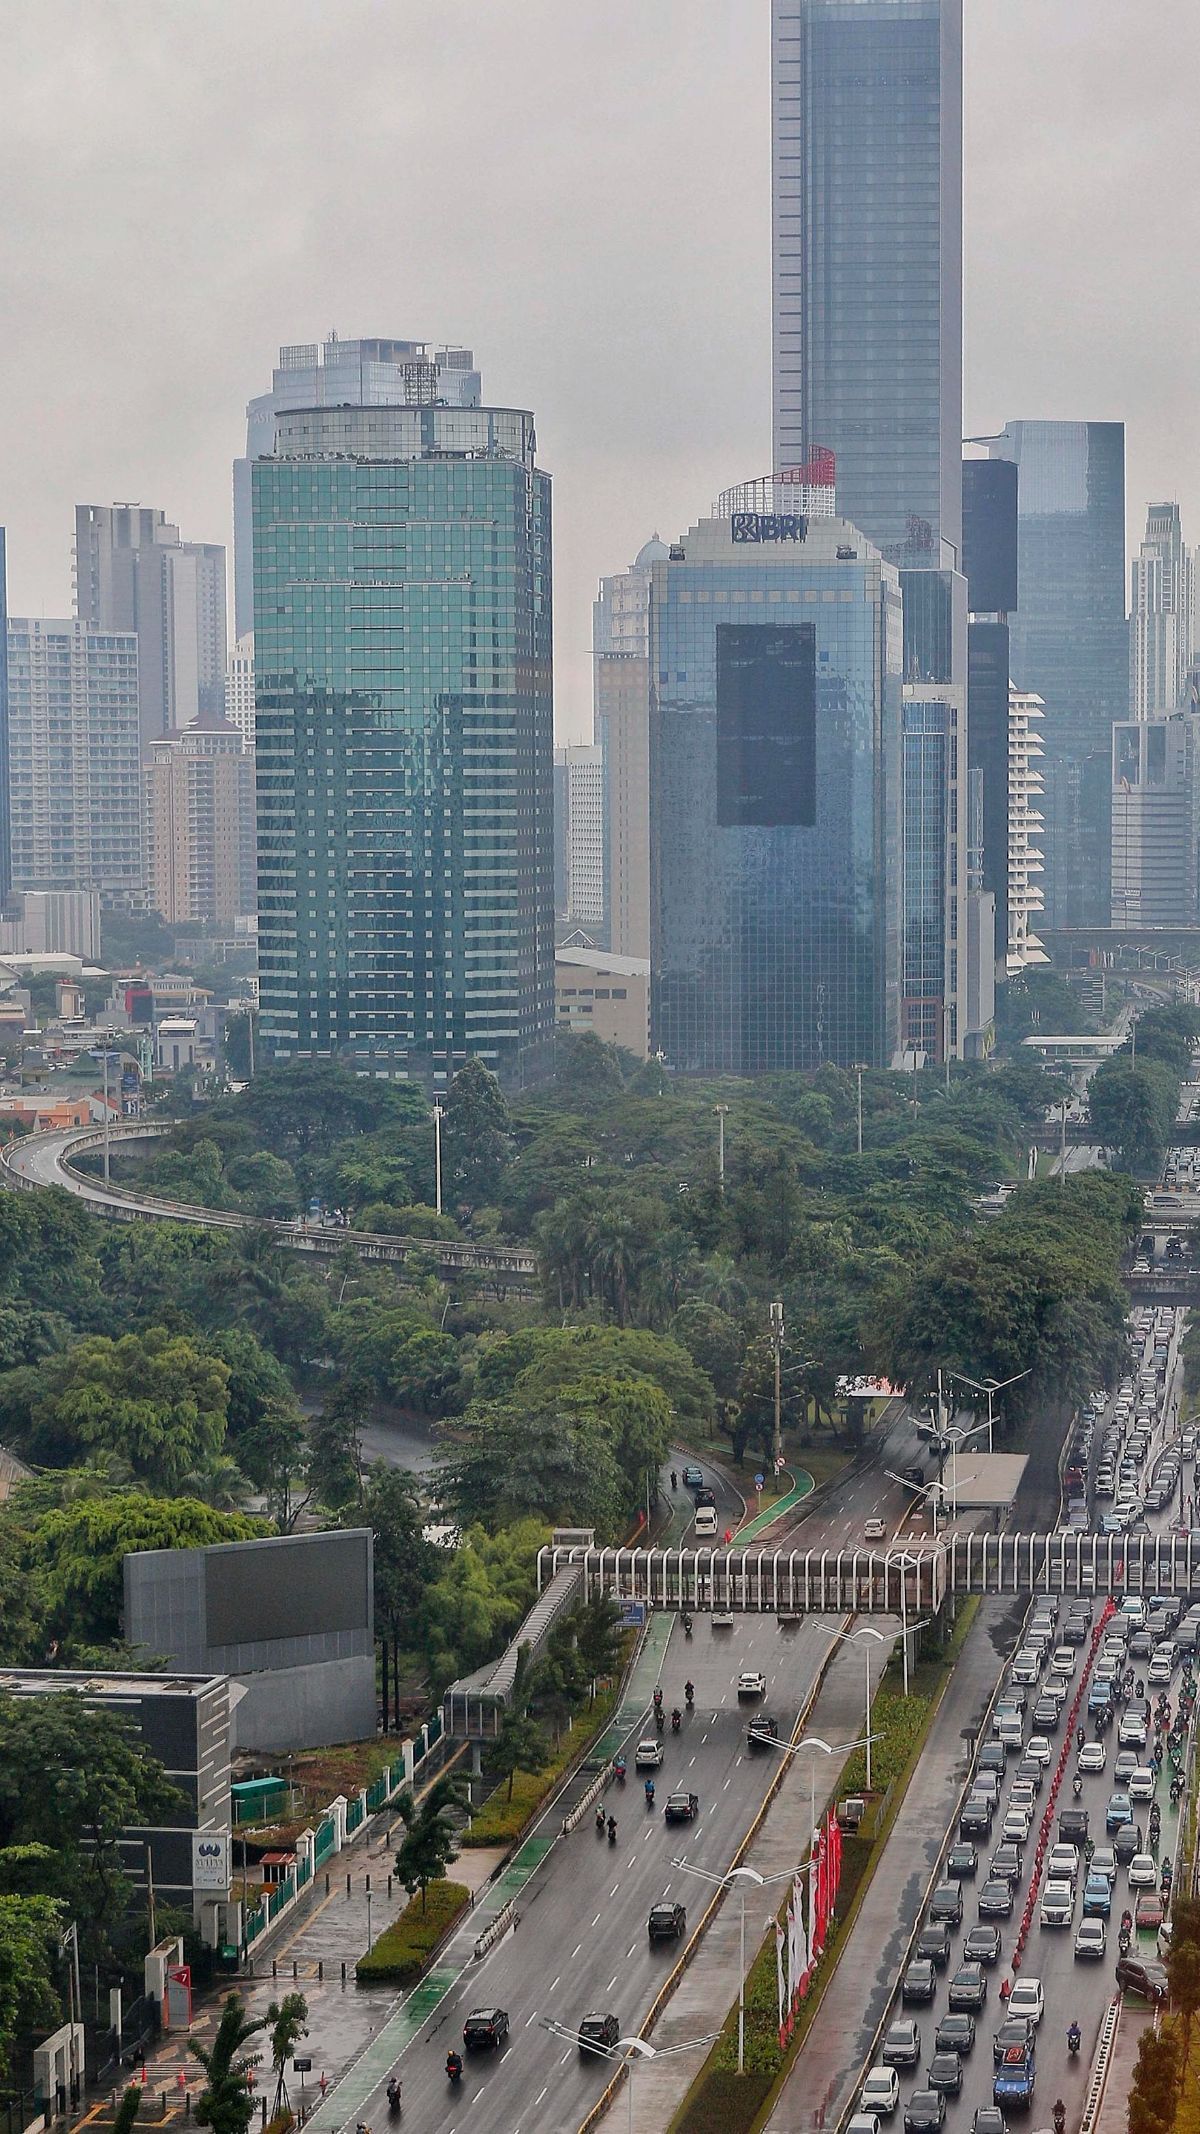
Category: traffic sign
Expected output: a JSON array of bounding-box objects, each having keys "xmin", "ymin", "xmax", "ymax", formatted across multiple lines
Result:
[{"xmin": 754, "ymin": 1473, "xmax": 765, "ymax": 1492}]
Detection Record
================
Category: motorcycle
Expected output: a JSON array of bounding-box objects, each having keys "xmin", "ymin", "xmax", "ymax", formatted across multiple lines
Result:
[
  {"xmin": 596, "ymin": 1805, "xmax": 607, "ymax": 1836},
  {"xmin": 607, "ymin": 1817, "xmax": 618, "ymax": 1846},
  {"xmin": 685, "ymin": 1682, "xmax": 695, "ymax": 1709},
  {"xmin": 1053, "ymin": 2102, "xmax": 1067, "ymax": 2134},
  {"xmin": 1118, "ymin": 1926, "xmax": 1132, "ymax": 1957},
  {"xmin": 655, "ymin": 1708, "xmax": 665, "ymax": 1733},
  {"xmin": 386, "ymin": 2079, "xmax": 402, "ymax": 2116},
  {"xmin": 683, "ymin": 1613, "xmax": 693, "ymax": 1638},
  {"xmin": 644, "ymin": 1780, "xmax": 656, "ymax": 1810},
  {"xmin": 614, "ymin": 1759, "xmax": 626, "ymax": 1786},
  {"xmin": 446, "ymin": 2053, "xmax": 463, "ymax": 2086},
  {"xmin": 1067, "ymin": 2025, "xmax": 1081, "ymax": 2059},
  {"xmin": 1072, "ymin": 1775, "xmax": 1083, "ymax": 1800},
  {"xmin": 671, "ymin": 1708, "xmax": 682, "ymax": 1734}
]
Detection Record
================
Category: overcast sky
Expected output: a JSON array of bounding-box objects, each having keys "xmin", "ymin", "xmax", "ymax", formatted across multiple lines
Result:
[{"xmin": 1, "ymin": 0, "xmax": 1197, "ymax": 738}]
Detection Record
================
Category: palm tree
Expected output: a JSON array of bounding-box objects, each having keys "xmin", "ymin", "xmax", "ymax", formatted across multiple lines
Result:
[
  {"xmin": 695, "ymin": 1254, "xmax": 749, "ymax": 1317},
  {"xmin": 394, "ymin": 1774, "xmax": 467, "ymax": 1913},
  {"xmin": 264, "ymin": 1993, "xmax": 308, "ymax": 2120},
  {"xmin": 191, "ymin": 1996, "xmax": 265, "ymax": 2134},
  {"xmin": 180, "ymin": 1456, "xmax": 253, "ymax": 1511}
]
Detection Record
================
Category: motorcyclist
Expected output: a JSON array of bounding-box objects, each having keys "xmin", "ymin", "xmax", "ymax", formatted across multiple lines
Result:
[
  {"xmin": 683, "ymin": 1612, "xmax": 693, "ymax": 1636},
  {"xmin": 595, "ymin": 1803, "xmax": 606, "ymax": 1834},
  {"xmin": 671, "ymin": 1707, "xmax": 682, "ymax": 1732},
  {"xmin": 685, "ymin": 1680, "xmax": 695, "ymax": 1706},
  {"xmin": 386, "ymin": 2078, "xmax": 402, "ymax": 2111},
  {"xmin": 1067, "ymin": 2022, "xmax": 1081, "ymax": 2055},
  {"xmin": 644, "ymin": 1777, "xmax": 655, "ymax": 1806},
  {"xmin": 1076, "ymin": 1726, "xmax": 1085, "ymax": 1752},
  {"xmin": 445, "ymin": 2052, "xmax": 462, "ymax": 2082},
  {"xmin": 607, "ymin": 1815, "xmax": 617, "ymax": 1843},
  {"xmin": 653, "ymin": 1685, "xmax": 664, "ymax": 1712},
  {"xmin": 1053, "ymin": 2100, "xmax": 1066, "ymax": 2134},
  {"xmin": 671, "ymin": 1469, "xmax": 678, "ymax": 1490},
  {"xmin": 1072, "ymin": 1774, "xmax": 1083, "ymax": 1799}
]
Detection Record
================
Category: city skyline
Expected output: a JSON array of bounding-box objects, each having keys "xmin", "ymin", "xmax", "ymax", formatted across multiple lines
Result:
[{"xmin": 0, "ymin": 2, "xmax": 1196, "ymax": 740}]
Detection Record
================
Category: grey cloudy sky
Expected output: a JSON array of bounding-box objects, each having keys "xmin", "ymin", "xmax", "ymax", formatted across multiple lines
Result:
[{"xmin": 1, "ymin": 0, "xmax": 1197, "ymax": 738}]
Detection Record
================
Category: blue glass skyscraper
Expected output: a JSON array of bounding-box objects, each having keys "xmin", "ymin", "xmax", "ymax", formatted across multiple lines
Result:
[
  {"xmin": 989, "ymin": 421, "xmax": 1126, "ymax": 928},
  {"xmin": 772, "ymin": 0, "xmax": 963, "ymax": 565},
  {"xmin": 253, "ymin": 384, "xmax": 554, "ymax": 1087},
  {"xmin": 649, "ymin": 498, "xmax": 904, "ymax": 1072}
]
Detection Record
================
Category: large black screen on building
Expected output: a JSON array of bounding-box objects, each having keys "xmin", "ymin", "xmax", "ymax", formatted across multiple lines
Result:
[
  {"xmin": 715, "ymin": 623, "xmax": 816, "ymax": 828},
  {"xmin": 204, "ymin": 1531, "xmax": 370, "ymax": 1647}
]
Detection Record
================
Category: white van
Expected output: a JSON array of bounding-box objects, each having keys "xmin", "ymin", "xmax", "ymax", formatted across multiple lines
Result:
[{"xmin": 694, "ymin": 1504, "xmax": 719, "ymax": 1537}]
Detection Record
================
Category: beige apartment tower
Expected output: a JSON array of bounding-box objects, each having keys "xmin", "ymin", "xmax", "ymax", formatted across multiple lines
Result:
[
  {"xmin": 593, "ymin": 537, "xmax": 664, "ymax": 960},
  {"xmin": 144, "ymin": 720, "xmax": 255, "ymax": 925}
]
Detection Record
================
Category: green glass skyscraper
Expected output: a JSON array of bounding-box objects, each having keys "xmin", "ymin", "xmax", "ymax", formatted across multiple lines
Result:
[{"xmin": 253, "ymin": 378, "xmax": 554, "ymax": 1087}]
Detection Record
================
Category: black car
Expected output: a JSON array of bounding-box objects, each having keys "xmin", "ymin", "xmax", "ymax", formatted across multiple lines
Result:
[
  {"xmin": 978, "ymin": 1880, "xmax": 1014, "ymax": 1919},
  {"xmin": 960, "ymin": 1798, "xmax": 994, "ymax": 1838},
  {"xmin": 947, "ymin": 1844, "xmax": 978, "ymax": 1880},
  {"xmin": 904, "ymin": 2090, "xmax": 946, "ymax": 2133},
  {"xmin": 927, "ymin": 2053, "xmax": 963, "ymax": 2097},
  {"xmin": 463, "ymin": 2008, "xmax": 510, "ymax": 2050},
  {"xmin": 1014, "ymin": 1760, "xmax": 1044, "ymax": 1795},
  {"xmin": 917, "ymin": 1924, "xmax": 952, "ymax": 1970},
  {"xmin": 929, "ymin": 1882, "xmax": 965, "ymax": 1923},
  {"xmin": 978, "ymin": 1743, "xmax": 1008, "ymax": 1775},
  {"xmin": 1113, "ymin": 1823, "xmax": 1140, "ymax": 1866},
  {"xmin": 747, "ymin": 1716, "xmax": 780, "ymax": 1752},
  {"xmin": 1061, "ymin": 1618, "xmax": 1089, "ymax": 1645},
  {"xmin": 648, "ymin": 1902, "xmax": 686, "ymax": 1943},
  {"xmin": 578, "ymin": 2013, "xmax": 619, "ymax": 2056},
  {"xmin": 935, "ymin": 2013, "xmax": 977, "ymax": 2056},
  {"xmin": 902, "ymin": 1960, "xmax": 937, "ymax": 2005},
  {"xmin": 693, "ymin": 1484, "xmax": 716, "ymax": 1508},
  {"xmin": 992, "ymin": 2018, "xmax": 1034, "ymax": 2068},
  {"xmin": 882, "ymin": 2020, "xmax": 923, "ymax": 2069},
  {"xmin": 948, "ymin": 1965, "xmax": 988, "ymax": 2012},
  {"xmin": 989, "ymin": 1846, "xmax": 1022, "ymax": 1885},
  {"xmin": 964, "ymin": 1925, "xmax": 1002, "ymax": 1967},
  {"xmin": 663, "ymin": 1791, "xmax": 699, "ymax": 1823},
  {"xmin": 1058, "ymin": 1808, "xmax": 1089, "ymax": 1847},
  {"xmin": 1115, "ymin": 1955, "xmax": 1170, "ymax": 2003},
  {"xmin": 1032, "ymin": 1697, "xmax": 1061, "ymax": 1731}
]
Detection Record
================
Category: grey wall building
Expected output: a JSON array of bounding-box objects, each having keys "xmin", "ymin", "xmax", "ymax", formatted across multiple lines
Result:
[
  {"xmin": 649, "ymin": 495, "xmax": 904, "ymax": 1073},
  {"xmin": 772, "ymin": 0, "xmax": 963, "ymax": 567},
  {"xmin": 962, "ymin": 457, "xmax": 1019, "ymax": 977},
  {"xmin": 7, "ymin": 618, "xmax": 143, "ymax": 900},
  {"xmin": 234, "ymin": 335, "xmax": 482, "ymax": 640},
  {"xmin": 593, "ymin": 538, "xmax": 664, "ymax": 960},
  {"xmin": 1112, "ymin": 712, "xmax": 1200, "ymax": 928},
  {"xmin": 988, "ymin": 421, "xmax": 1126, "ymax": 928},
  {"xmin": 0, "ymin": 1669, "xmax": 231, "ymax": 1924},
  {"xmin": 125, "ymin": 1529, "xmax": 375, "ymax": 1755},
  {"xmin": 74, "ymin": 505, "xmax": 227, "ymax": 749}
]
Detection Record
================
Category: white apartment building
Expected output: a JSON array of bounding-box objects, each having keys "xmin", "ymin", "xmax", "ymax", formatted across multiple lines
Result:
[
  {"xmin": 224, "ymin": 632, "xmax": 255, "ymax": 745},
  {"xmin": 1130, "ymin": 502, "xmax": 1195, "ymax": 719},
  {"xmin": 1006, "ymin": 685, "xmax": 1048, "ymax": 975}
]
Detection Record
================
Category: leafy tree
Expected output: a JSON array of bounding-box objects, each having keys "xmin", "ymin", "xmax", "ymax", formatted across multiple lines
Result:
[
  {"xmin": 224, "ymin": 1152, "xmax": 300, "ymax": 1218},
  {"xmin": 474, "ymin": 1324, "xmax": 714, "ymax": 1426},
  {"xmin": 1087, "ymin": 1057, "xmax": 1179, "ymax": 1172},
  {"xmin": 669, "ymin": 1300, "xmax": 746, "ymax": 1400},
  {"xmin": 1166, "ymin": 1893, "xmax": 1200, "ymax": 2077},
  {"xmin": 487, "ymin": 1645, "xmax": 547, "ymax": 1800},
  {"xmin": 16, "ymin": 1491, "xmax": 265, "ymax": 1650},
  {"xmin": 393, "ymin": 1774, "xmax": 466, "ymax": 1912},
  {"xmin": 0, "ymin": 1892, "xmax": 62, "ymax": 2078},
  {"xmin": 307, "ymin": 1376, "xmax": 369, "ymax": 1510},
  {"xmin": 551, "ymin": 1033, "xmax": 626, "ymax": 1109},
  {"xmin": 573, "ymin": 1593, "xmax": 625, "ymax": 1697},
  {"xmin": 419, "ymin": 1519, "xmax": 543, "ymax": 1693},
  {"xmin": 11, "ymin": 1329, "xmax": 230, "ymax": 1489},
  {"xmin": 192, "ymin": 1995, "xmax": 265, "ymax": 2134},
  {"xmin": 436, "ymin": 1403, "xmax": 624, "ymax": 1534},
  {"xmin": 265, "ymin": 1993, "xmax": 308, "ymax": 2119},
  {"xmin": 0, "ymin": 1692, "xmax": 185, "ymax": 1965},
  {"xmin": 358, "ymin": 1466, "xmax": 438, "ymax": 1727},
  {"xmin": 442, "ymin": 1058, "xmax": 512, "ymax": 1206},
  {"xmin": 110, "ymin": 2088, "xmax": 143, "ymax": 2134}
]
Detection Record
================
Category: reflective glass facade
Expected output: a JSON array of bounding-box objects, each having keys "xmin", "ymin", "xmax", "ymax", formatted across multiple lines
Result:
[
  {"xmin": 253, "ymin": 404, "xmax": 554, "ymax": 1086},
  {"xmin": 649, "ymin": 515, "xmax": 903, "ymax": 1072},
  {"xmin": 990, "ymin": 421, "xmax": 1126, "ymax": 928},
  {"xmin": 772, "ymin": 0, "xmax": 963, "ymax": 562},
  {"xmin": 0, "ymin": 530, "xmax": 9, "ymax": 903}
]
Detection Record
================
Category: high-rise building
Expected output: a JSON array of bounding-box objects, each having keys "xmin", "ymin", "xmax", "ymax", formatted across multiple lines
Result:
[
  {"xmin": 74, "ymin": 505, "xmax": 227, "ymax": 748},
  {"xmin": 225, "ymin": 631, "xmax": 255, "ymax": 746},
  {"xmin": 7, "ymin": 619, "xmax": 143, "ymax": 900},
  {"xmin": 962, "ymin": 456, "xmax": 1020, "ymax": 979},
  {"xmin": 987, "ymin": 422, "xmax": 1126, "ymax": 928},
  {"xmin": 1005, "ymin": 686, "xmax": 1048, "ymax": 974},
  {"xmin": 649, "ymin": 492, "xmax": 904, "ymax": 1073},
  {"xmin": 234, "ymin": 335, "xmax": 481, "ymax": 640},
  {"xmin": 0, "ymin": 530, "xmax": 11, "ymax": 905},
  {"xmin": 144, "ymin": 720, "xmax": 256, "ymax": 926},
  {"xmin": 253, "ymin": 372, "xmax": 553, "ymax": 1086},
  {"xmin": 1111, "ymin": 711, "xmax": 1200, "ymax": 928},
  {"xmin": 593, "ymin": 538, "xmax": 665, "ymax": 959},
  {"xmin": 772, "ymin": 0, "xmax": 963, "ymax": 567},
  {"xmin": 1130, "ymin": 502, "xmax": 1195, "ymax": 720},
  {"xmin": 554, "ymin": 742, "xmax": 606, "ymax": 933}
]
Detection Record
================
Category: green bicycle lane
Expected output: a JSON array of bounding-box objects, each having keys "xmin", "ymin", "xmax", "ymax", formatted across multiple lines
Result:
[
  {"xmin": 735, "ymin": 1469, "xmax": 814, "ymax": 1543},
  {"xmin": 300, "ymin": 1612, "xmax": 677, "ymax": 2130}
]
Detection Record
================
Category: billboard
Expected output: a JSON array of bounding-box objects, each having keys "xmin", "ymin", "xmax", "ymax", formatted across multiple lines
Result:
[
  {"xmin": 715, "ymin": 623, "xmax": 817, "ymax": 829},
  {"xmin": 204, "ymin": 1530, "xmax": 370, "ymax": 1648}
]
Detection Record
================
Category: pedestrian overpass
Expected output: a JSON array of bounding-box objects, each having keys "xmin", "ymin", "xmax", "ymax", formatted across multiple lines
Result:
[{"xmin": 536, "ymin": 1530, "xmax": 1200, "ymax": 1613}]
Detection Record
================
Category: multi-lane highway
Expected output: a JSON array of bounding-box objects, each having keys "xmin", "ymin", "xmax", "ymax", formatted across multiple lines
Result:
[{"xmin": 327, "ymin": 1613, "xmax": 846, "ymax": 2134}]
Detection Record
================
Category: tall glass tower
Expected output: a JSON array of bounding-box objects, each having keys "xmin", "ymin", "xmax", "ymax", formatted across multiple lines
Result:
[
  {"xmin": 772, "ymin": 0, "xmax": 963, "ymax": 565},
  {"xmin": 253, "ymin": 391, "xmax": 554, "ymax": 1087},
  {"xmin": 989, "ymin": 421, "xmax": 1126, "ymax": 928}
]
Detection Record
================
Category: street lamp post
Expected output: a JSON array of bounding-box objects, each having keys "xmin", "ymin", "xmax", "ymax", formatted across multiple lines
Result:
[
  {"xmin": 853, "ymin": 1063, "xmax": 868, "ymax": 1158},
  {"xmin": 715, "ymin": 1103, "xmax": 729, "ymax": 1193},
  {"xmin": 769, "ymin": 1300, "xmax": 785, "ymax": 1477},
  {"xmin": 944, "ymin": 1367, "xmax": 1031, "ymax": 1453},
  {"xmin": 818, "ymin": 1625, "xmax": 886, "ymax": 1791},
  {"xmin": 538, "ymin": 2023, "xmax": 721, "ymax": 2131},
  {"xmin": 672, "ymin": 1860, "xmax": 796, "ymax": 2075},
  {"xmin": 433, "ymin": 1101, "xmax": 444, "ymax": 1215}
]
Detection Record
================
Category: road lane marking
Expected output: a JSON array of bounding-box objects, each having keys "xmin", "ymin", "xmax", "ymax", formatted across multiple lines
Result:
[
  {"xmin": 591, "ymin": 1911, "xmax": 601, "ymax": 1925},
  {"xmin": 571, "ymin": 1942, "xmax": 582, "ymax": 1958},
  {"xmin": 534, "ymin": 2087, "xmax": 548, "ymax": 2107},
  {"xmin": 610, "ymin": 1883, "xmax": 620, "ymax": 1896},
  {"xmin": 626, "ymin": 1941, "xmax": 637, "ymax": 1957},
  {"xmin": 524, "ymin": 2012, "xmax": 538, "ymax": 2027},
  {"xmin": 606, "ymin": 1975, "xmax": 618, "ymax": 1992},
  {"xmin": 549, "ymin": 1975, "xmax": 560, "ymax": 1992}
]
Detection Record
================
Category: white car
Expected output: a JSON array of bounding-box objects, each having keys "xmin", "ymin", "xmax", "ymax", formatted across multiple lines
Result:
[
  {"xmin": 864, "ymin": 1517, "xmax": 887, "ymax": 1541},
  {"xmin": 860, "ymin": 2067, "xmax": 901, "ymax": 2119},
  {"xmin": 1008, "ymin": 1977, "xmax": 1045, "ymax": 2027},
  {"xmin": 1077, "ymin": 1741, "xmax": 1106, "ymax": 1776},
  {"xmin": 1090, "ymin": 1846, "xmax": 1117, "ymax": 1883},
  {"xmin": 1040, "ymin": 1880, "xmax": 1074, "ymax": 1928},
  {"xmin": 1148, "ymin": 1653, "xmax": 1174, "ymax": 1687},
  {"xmin": 1025, "ymin": 1736, "xmax": 1052, "ymax": 1765},
  {"xmin": 1008, "ymin": 1782, "xmax": 1037, "ymax": 1814},
  {"xmin": 1048, "ymin": 1844, "xmax": 1080, "ymax": 1886},
  {"xmin": 1050, "ymin": 1646, "xmax": 1077, "ymax": 1676},
  {"xmin": 1128, "ymin": 1767, "xmax": 1156, "ymax": 1803},
  {"xmin": 634, "ymin": 1737, "xmax": 663, "ymax": 1768},
  {"xmin": 1127, "ymin": 1854, "xmax": 1158, "ymax": 1888},
  {"xmin": 1003, "ymin": 1808, "xmax": 1032, "ymax": 1845},
  {"xmin": 737, "ymin": 1669, "xmax": 767, "ymax": 1699},
  {"xmin": 1075, "ymin": 1918, "xmax": 1107, "ymax": 1960}
]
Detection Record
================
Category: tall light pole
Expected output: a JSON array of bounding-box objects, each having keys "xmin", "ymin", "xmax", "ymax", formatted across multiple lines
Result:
[
  {"xmin": 433, "ymin": 1100, "xmax": 444, "ymax": 1215},
  {"xmin": 672, "ymin": 1859, "xmax": 795, "ymax": 2074},
  {"xmin": 715, "ymin": 1103, "xmax": 729, "ymax": 1193},
  {"xmin": 101, "ymin": 1047, "xmax": 111, "ymax": 1184},
  {"xmin": 538, "ymin": 2023, "xmax": 721, "ymax": 2131},
  {"xmin": 769, "ymin": 1300, "xmax": 785, "ymax": 1477},
  {"xmin": 853, "ymin": 1064, "xmax": 868, "ymax": 1157},
  {"xmin": 818, "ymin": 1625, "xmax": 886, "ymax": 1791},
  {"xmin": 945, "ymin": 1367, "xmax": 1031, "ymax": 1453}
]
